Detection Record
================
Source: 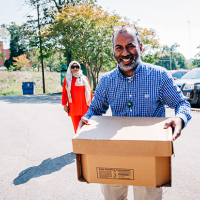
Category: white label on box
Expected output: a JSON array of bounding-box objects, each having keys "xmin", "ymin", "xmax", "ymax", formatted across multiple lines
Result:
[{"xmin": 96, "ymin": 167, "xmax": 134, "ymax": 180}]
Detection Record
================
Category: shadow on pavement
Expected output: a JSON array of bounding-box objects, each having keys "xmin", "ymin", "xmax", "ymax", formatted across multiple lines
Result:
[
  {"xmin": 0, "ymin": 94, "xmax": 62, "ymax": 104},
  {"xmin": 13, "ymin": 152, "xmax": 75, "ymax": 185}
]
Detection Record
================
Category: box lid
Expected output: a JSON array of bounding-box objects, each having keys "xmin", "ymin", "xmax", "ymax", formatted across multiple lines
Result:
[{"xmin": 72, "ymin": 116, "xmax": 173, "ymax": 157}]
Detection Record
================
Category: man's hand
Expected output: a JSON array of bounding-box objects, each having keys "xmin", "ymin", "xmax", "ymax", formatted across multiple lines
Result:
[
  {"xmin": 164, "ymin": 117, "xmax": 183, "ymax": 141},
  {"xmin": 63, "ymin": 105, "xmax": 69, "ymax": 113},
  {"xmin": 79, "ymin": 117, "xmax": 89, "ymax": 128}
]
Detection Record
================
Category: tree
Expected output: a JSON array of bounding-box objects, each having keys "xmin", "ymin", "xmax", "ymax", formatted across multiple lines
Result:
[
  {"xmin": 44, "ymin": 2, "xmax": 161, "ymax": 89},
  {"xmin": 21, "ymin": 1, "xmax": 160, "ymax": 90},
  {"xmin": 192, "ymin": 59, "xmax": 200, "ymax": 68},
  {"xmin": 28, "ymin": 47, "xmax": 41, "ymax": 71},
  {"xmin": 24, "ymin": 0, "xmax": 94, "ymax": 12},
  {"xmin": 153, "ymin": 44, "xmax": 189, "ymax": 70},
  {"xmin": 192, "ymin": 45, "xmax": 200, "ymax": 68},
  {"xmin": 13, "ymin": 54, "xmax": 30, "ymax": 70},
  {"xmin": 27, "ymin": 47, "xmax": 65, "ymax": 71},
  {"xmin": 154, "ymin": 52, "xmax": 188, "ymax": 70},
  {"xmin": 22, "ymin": 0, "xmax": 96, "ymax": 65},
  {"xmin": 45, "ymin": 2, "xmax": 122, "ymax": 89},
  {"xmin": 139, "ymin": 28, "xmax": 160, "ymax": 64},
  {"xmin": 174, "ymin": 52, "xmax": 188, "ymax": 69},
  {"xmin": 1, "ymin": 23, "xmax": 27, "ymax": 69},
  {"xmin": 44, "ymin": 51, "xmax": 66, "ymax": 71}
]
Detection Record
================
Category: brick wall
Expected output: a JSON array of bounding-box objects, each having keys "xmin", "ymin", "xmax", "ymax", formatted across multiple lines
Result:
[{"xmin": 0, "ymin": 41, "xmax": 10, "ymax": 67}]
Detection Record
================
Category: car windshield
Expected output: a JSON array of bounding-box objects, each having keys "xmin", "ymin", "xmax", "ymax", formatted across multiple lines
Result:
[{"xmin": 181, "ymin": 69, "xmax": 200, "ymax": 79}]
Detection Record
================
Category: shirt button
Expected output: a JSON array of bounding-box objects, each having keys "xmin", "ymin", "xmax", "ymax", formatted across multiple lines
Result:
[
  {"xmin": 130, "ymin": 95, "xmax": 132, "ymax": 97},
  {"xmin": 129, "ymin": 81, "xmax": 131, "ymax": 83},
  {"xmin": 130, "ymin": 109, "xmax": 132, "ymax": 112}
]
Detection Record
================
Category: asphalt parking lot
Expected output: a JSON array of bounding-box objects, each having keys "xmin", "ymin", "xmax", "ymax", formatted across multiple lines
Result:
[{"xmin": 0, "ymin": 94, "xmax": 199, "ymax": 200}]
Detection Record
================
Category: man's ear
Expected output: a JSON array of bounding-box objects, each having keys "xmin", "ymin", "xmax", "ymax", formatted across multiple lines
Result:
[{"xmin": 140, "ymin": 43, "xmax": 143, "ymax": 54}]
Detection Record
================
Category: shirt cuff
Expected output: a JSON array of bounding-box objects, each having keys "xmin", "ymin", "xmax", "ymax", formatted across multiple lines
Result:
[{"xmin": 175, "ymin": 114, "xmax": 187, "ymax": 129}]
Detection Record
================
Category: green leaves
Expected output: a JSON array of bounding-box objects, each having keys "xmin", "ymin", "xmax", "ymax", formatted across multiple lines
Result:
[
  {"xmin": 1, "ymin": 23, "xmax": 28, "ymax": 68},
  {"xmin": 45, "ymin": 3, "xmax": 120, "ymax": 89},
  {"xmin": 154, "ymin": 45, "xmax": 188, "ymax": 70}
]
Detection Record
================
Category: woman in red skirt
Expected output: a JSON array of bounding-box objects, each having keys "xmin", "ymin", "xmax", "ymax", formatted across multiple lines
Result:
[{"xmin": 62, "ymin": 61, "xmax": 93, "ymax": 133}]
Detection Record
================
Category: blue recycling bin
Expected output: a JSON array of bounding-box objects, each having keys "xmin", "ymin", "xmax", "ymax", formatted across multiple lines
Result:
[{"xmin": 22, "ymin": 82, "xmax": 35, "ymax": 95}]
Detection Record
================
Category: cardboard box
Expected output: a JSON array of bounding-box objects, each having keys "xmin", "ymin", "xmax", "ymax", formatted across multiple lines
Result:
[{"xmin": 72, "ymin": 116, "xmax": 173, "ymax": 188}]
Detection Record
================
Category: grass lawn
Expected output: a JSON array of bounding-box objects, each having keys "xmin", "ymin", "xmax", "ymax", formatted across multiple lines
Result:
[{"xmin": 0, "ymin": 71, "xmax": 62, "ymax": 96}]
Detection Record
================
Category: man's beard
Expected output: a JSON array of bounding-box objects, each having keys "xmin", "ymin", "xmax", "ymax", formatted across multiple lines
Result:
[{"xmin": 116, "ymin": 54, "xmax": 140, "ymax": 72}]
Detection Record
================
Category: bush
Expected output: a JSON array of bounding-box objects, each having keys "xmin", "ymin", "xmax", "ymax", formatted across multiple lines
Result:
[{"xmin": 9, "ymin": 65, "xmax": 16, "ymax": 72}]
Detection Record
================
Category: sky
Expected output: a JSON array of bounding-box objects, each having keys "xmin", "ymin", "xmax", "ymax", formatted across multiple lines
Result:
[{"xmin": 0, "ymin": 0, "xmax": 200, "ymax": 60}]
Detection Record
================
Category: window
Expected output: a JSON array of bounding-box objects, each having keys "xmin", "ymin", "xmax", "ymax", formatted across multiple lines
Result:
[
  {"xmin": 4, "ymin": 51, "xmax": 6, "ymax": 55},
  {"xmin": 182, "ymin": 72, "xmax": 188, "ymax": 76},
  {"xmin": 172, "ymin": 72, "xmax": 183, "ymax": 79},
  {"xmin": 0, "ymin": 64, "xmax": 1, "ymax": 67}
]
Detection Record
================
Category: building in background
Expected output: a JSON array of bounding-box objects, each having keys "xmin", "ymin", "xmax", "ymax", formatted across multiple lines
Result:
[{"xmin": 0, "ymin": 41, "xmax": 10, "ymax": 67}]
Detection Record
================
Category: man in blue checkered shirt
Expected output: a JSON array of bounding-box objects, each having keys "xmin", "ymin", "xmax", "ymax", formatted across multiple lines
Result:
[{"xmin": 81, "ymin": 25, "xmax": 191, "ymax": 200}]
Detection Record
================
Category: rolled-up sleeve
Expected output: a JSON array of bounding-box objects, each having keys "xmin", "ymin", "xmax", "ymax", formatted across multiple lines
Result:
[
  {"xmin": 160, "ymin": 71, "xmax": 192, "ymax": 128},
  {"xmin": 83, "ymin": 76, "xmax": 109, "ymax": 119}
]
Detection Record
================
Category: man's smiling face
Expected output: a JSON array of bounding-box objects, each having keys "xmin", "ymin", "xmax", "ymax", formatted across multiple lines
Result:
[{"xmin": 113, "ymin": 29, "xmax": 142, "ymax": 75}]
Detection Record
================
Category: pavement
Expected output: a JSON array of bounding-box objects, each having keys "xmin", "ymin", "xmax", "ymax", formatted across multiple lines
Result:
[{"xmin": 0, "ymin": 94, "xmax": 199, "ymax": 200}]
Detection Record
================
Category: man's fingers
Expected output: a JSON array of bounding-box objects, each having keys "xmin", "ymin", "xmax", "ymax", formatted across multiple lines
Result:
[
  {"xmin": 78, "ymin": 121, "xmax": 84, "ymax": 129},
  {"xmin": 77, "ymin": 118, "xmax": 89, "ymax": 131},
  {"xmin": 80, "ymin": 117, "xmax": 89, "ymax": 128},
  {"xmin": 164, "ymin": 120, "xmax": 173, "ymax": 129},
  {"xmin": 163, "ymin": 118, "xmax": 182, "ymax": 141},
  {"xmin": 82, "ymin": 119, "xmax": 89, "ymax": 125},
  {"xmin": 172, "ymin": 129, "xmax": 181, "ymax": 141},
  {"xmin": 172, "ymin": 121, "xmax": 181, "ymax": 140}
]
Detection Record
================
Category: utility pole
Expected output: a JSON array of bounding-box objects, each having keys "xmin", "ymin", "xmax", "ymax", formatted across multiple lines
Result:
[
  {"xmin": 37, "ymin": 3, "xmax": 45, "ymax": 94},
  {"xmin": 188, "ymin": 20, "xmax": 191, "ymax": 59},
  {"xmin": 170, "ymin": 51, "xmax": 172, "ymax": 70},
  {"xmin": 169, "ymin": 43, "xmax": 179, "ymax": 70}
]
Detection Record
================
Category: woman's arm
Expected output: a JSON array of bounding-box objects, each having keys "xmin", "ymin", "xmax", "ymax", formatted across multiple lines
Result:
[{"xmin": 62, "ymin": 78, "xmax": 69, "ymax": 113}]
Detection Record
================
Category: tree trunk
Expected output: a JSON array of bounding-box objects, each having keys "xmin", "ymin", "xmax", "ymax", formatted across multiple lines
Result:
[
  {"xmin": 86, "ymin": 68, "xmax": 90, "ymax": 82},
  {"xmin": 66, "ymin": 52, "xmax": 71, "ymax": 66},
  {"xmin": 83, "ymin": 61, "xmax": 91, "ymax": 84},
  {"xmin": 92, "ymin": 72, "xmax": 97, "ymax": 91}
]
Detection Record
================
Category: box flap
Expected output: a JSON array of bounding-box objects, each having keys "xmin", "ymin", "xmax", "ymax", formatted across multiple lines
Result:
[{"xmin": 72, "ymin": 116, "xmax": 173, "ymax": 156}]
